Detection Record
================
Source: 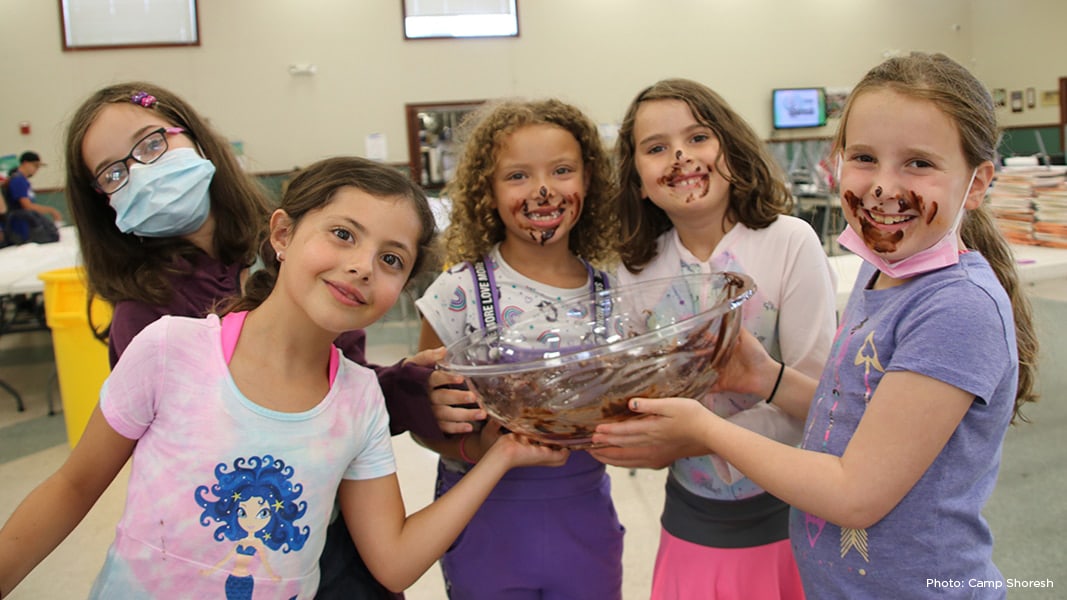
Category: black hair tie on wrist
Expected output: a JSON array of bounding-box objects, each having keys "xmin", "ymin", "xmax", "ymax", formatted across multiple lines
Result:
[{"xmin": 766, "ymin": 361, "xmax": 785, "ymax": 404}]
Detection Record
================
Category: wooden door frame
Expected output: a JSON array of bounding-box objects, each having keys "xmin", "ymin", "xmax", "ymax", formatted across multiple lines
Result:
[{"xmin": 1060, "ymin": 77, "xmax": 1067, "ymax": 153}]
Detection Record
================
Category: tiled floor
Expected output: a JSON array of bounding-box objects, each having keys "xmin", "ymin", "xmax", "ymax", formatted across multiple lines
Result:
[{"xmin": 2, "ymin": 285, "xmax": 1067, "ymax": 599}]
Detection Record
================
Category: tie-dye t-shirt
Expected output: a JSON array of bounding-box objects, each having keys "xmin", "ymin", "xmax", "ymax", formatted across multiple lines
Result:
[
  {"xmin": 791, "ymin": 253, "xmax": 1016, "ymax": 599},
  {"xmin": 615, "ymin": 216, "xmax": 838, "ymax": 501},
  {"xmin": 91, "ymin": 314, "xmax": 395, "ymax": 599}
]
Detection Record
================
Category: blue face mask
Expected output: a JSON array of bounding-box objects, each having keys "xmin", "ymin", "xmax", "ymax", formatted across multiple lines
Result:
[{"xmin": 109, "ymin": 147, "xmax": 215, "ymax": 237}]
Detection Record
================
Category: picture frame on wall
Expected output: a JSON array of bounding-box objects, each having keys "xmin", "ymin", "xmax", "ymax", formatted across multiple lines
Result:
[
  {"xmin": 1010, "ymin": 90, "xmax": 1024, "ymax": 113},
  {"xmin": 992, "ymin": 88, "xmax": 1007, "ymax": 108},
  {"xmin": 60, "ymin": 0, "xmax": 199, "ymax": 50},
  {"xmin": 1026, "ymin": 87, "xmax": 1036, "ymax": 109},
  {"xmin": 824, "ymin": 87, "xmax": 851, "ymax": 120}
]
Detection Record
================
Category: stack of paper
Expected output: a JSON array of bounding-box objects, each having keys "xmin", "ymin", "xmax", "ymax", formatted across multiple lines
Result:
[
  {"xmin": 1033, "ymin": 179, "xmax": 1067, "ymax": 248},
  {"xmin": 987, "ymin": 166, "xmax": 1067, "ymax": 245}
]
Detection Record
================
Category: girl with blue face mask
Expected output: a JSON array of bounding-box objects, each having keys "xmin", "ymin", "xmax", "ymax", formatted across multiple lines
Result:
[
  {"xmin": 67, "ymin": 83, "xmax": 270, "ymax": 368},
  {"xmin": 64, "ymin": 81, "xmax": 456, "ymax": 600},
  {"xmin": 101, "ymin": 129, "xmax": 217, "ymax": 238}
]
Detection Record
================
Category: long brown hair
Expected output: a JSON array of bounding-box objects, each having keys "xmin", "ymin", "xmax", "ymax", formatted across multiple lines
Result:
[
  {"xmin": 833, "ymin": 52, "xmax": 1038, "ymax": 422},
  {"xmin": 65, "ymin": 82, "xmax": 272, "ymax": 307},
  {"xmin": 614, "ymin": 78, "xmax": 793, "ymax": 273},
  {"xmin": 440, "ymin": 98, "xmax": 618, "ymax": 267},
  {"xmin": 225, "ymin": 157, "xmax": 436, "ymax": 314}
]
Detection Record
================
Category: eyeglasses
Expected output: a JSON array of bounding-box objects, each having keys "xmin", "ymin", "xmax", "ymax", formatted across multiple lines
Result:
[{"xmin": 92, "ymin": 127, "xmax": 186, "ymax": 194}]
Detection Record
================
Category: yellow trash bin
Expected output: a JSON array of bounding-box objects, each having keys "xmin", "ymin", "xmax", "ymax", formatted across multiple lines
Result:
[{"xmin": 38, "ymin": 267, "xmax": 112, "ymax": 448}]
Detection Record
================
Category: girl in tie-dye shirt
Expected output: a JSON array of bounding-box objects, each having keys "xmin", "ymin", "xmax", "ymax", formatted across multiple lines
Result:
[{"xmin": 0, "ymin": 157, "xmax": 566, "ymax": 599}]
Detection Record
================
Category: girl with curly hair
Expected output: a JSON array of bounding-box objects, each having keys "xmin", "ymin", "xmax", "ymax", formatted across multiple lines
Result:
[{"xmin": 413, "ymin": 98, "xmax": 623, "ymax": 599}]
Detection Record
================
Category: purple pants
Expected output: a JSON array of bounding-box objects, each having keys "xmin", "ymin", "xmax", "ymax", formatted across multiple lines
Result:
[{"xmin": 435, "ymin": 453, "xmax": 624, "ymax": 600}]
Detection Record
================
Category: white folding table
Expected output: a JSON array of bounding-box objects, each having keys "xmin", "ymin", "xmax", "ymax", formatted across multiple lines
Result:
[
  {"xmin": 0, "ymin": 226, "xmax": 80, "ymax": 412},
  {"xmin": 828, "ymin": 244, "xmax": 1067, "ymax": 314}
]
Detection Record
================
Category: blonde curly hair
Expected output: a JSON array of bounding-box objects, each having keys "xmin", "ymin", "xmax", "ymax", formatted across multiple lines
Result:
[{"xmin": 440, "ymin": 98, "xmax": 618, "ymax": 267}]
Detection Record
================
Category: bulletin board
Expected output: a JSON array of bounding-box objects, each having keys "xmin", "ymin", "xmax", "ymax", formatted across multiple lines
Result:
[
  {"xmin": 998, "ymin": 125, "xmax": 1064, "ymax": 160},
  {"xmin": 60, "ymin": 0, "xmax": 200, "ymax": 51}
]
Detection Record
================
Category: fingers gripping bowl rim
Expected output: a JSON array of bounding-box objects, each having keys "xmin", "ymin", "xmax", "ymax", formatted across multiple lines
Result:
[{"xmin": 439, "ymin": 271, "xmax": 756, "ymax": 448}]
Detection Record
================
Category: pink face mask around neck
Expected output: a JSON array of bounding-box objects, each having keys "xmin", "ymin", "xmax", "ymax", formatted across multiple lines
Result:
[{"xmin": 837, "ymin": 169, "xmax": 977, "ymax": 280}]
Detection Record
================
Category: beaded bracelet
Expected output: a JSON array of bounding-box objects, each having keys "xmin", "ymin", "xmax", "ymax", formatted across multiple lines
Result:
[
  {"xmin": 765, "ymin": 361, "xmax": 786, "ymax": 404},
  {"xmin": 458, "ymin": 433, "xmax": 477, "ymax": 464}
]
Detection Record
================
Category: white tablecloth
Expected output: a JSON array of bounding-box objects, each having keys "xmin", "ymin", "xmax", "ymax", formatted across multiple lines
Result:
[
  {"xmin": 828, "ymin": 244, "xmax": 1067, "ymax": 314},
  {"xmin": 0, "ymin": 226, "xmax": 81, "ymax": 296}
]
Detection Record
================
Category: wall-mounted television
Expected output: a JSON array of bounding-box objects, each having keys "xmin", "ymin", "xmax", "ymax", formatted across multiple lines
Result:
[{"xmin": 772, "ymin": 87, "xmax": 827, "ymax": 130}]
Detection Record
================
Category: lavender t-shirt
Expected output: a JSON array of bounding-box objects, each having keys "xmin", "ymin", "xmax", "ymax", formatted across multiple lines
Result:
[{"xmin": 792, "ymin": 253, "xmax": 1016, "ymax": 599}]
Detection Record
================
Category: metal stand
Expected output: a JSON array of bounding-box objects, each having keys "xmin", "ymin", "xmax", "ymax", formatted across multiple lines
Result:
[
  {"xmin": 45, "ymin": 367, "xmax": 59, "ymax": 416},
  {"xmin": 0, "ymin": 378, "xmax": 24, "ymax": 412}
]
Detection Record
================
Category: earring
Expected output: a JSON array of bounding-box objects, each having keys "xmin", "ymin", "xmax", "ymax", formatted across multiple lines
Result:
[{"xmin": 276, "ymin": 250, "xmax": 285, "ymax": 262}]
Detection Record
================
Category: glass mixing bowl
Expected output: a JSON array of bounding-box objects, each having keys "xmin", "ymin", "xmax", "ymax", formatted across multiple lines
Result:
[{"xmin": 439, "ymin": 271, "xmax": 756, "ymax": 448}]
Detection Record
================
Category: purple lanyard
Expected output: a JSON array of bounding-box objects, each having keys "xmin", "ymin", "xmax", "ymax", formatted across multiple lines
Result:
[{"xmin": 468, "ymin": 256, "xmax": 607, "ymax": 331}]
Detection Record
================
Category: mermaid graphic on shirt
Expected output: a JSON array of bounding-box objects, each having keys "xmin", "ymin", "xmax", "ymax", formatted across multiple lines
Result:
[{"xmin": 195, "ymin": 454, "xmax": 310, "ymax": 599}]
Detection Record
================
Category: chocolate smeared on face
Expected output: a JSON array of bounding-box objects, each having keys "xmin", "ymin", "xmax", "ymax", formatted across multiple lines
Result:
[
  {"xmin": 892, "ymin": 190, "xmax": 938, "ymax": 225},
  {"xmin": 898, "ymin": 189, "xmax": 923, "ymax": 213},
  {"xmin": 656, "ymin": 163, "xmax": 711, "ymax": 204},
  {"xmin": 874, "ymin": 186, "xmax": 883, "ymax": 198},
  {"xmin": 516, "ymin": 190, "xmax": 583, "ymax": 246},
  {"xmin": 923, "ymin": 199, "xmax": 938, "ymax": 225},
  {"xmin": 844, "ymin": 189, "xmax": 863, "ymax": 214},
  {"xmin": 843, "ymin": 189, "xmax": 904, "ymax": 254},
  {"xmin": 561, "ymin": 192, "xmax": 582, "ymax": 213},
  {"xmin": 866, "ymin": 226, "xmax": 904, "ymax": 253}
]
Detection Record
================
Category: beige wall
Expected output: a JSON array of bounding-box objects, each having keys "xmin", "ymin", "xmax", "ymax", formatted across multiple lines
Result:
[
  {"xmin": 2, "ymin": 0, "xmax": 1063, "ymax": 190},
  {"xmin": 971, "ymin": 0, "xmax": 1065, "ymax": 128}
]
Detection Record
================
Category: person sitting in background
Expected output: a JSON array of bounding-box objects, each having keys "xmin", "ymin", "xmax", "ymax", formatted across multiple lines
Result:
[
  {"xmin": 5, "ymin": 152, "xmax": 61, "ymax": 222},
  {"xmin": 2, "ymin": 152, "xmax": 61, "ymax": 244}
]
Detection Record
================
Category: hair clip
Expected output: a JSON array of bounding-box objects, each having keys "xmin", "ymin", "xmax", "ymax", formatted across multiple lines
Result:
[{"xmin": 131, "ymin": 92, "xmax": 157, "ymax": 108}]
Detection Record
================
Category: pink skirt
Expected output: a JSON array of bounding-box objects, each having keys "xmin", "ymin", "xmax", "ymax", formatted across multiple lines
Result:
[{"xmin": 650, "ymin": 528, "xmax": 805, "ymax": 600}]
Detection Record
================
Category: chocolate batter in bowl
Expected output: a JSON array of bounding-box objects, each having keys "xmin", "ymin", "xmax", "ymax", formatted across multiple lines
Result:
[{"xmin": 440, "ymin": 271, "xmax": 756, "ymax": 448}]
